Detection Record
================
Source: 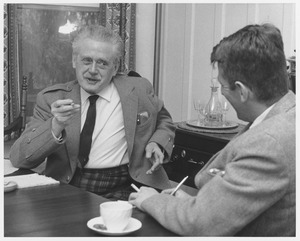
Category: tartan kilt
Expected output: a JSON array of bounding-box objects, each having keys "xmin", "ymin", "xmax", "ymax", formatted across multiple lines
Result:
[{"xmin": 70, "ymin": 164, "xmax": 133, "ymax": 200}]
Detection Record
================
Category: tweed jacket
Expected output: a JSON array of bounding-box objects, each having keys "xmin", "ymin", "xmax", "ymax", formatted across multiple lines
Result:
[
  {"xmin": 10, "ymin": 74, "xmax": 176, "ymax": 190},
  {"xmin": 141, "ymin": 91, "xmax": 295, "ymax": 236}
]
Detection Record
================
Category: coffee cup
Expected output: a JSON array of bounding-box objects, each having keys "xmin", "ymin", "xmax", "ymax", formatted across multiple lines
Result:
[{"xmin": 100, "ymin": 201, "xmax": 133, "ymax": 232}]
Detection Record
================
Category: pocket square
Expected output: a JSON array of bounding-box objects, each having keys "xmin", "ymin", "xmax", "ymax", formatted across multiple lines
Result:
[{"xmin": 137, "ymin": 111, "xmax": 149, "ymax": 125}]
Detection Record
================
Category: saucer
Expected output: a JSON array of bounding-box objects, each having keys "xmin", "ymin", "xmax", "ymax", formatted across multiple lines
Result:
[{"xmin": 87, "ymin": 216, "xmax": 142, "ymax": 236}]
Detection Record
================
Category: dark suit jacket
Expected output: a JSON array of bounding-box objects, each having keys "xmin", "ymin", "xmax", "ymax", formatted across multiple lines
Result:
[
  {"xmin": 10, "ymin": 75, "xmax": 176, "ymax": 190},
  {"xmin": 141, "ymin": 91, "xmax": 295, "ymax": 236}
]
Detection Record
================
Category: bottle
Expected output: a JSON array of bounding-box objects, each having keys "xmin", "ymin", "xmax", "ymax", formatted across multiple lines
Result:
[{"xmin": 205, "ymin": 79, "xmax": 223, "ymax": 126}]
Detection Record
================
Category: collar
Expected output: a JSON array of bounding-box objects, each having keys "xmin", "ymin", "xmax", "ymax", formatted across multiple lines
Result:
[
  {"xmin": 249, "ymin": 103, "xmax": 275, "ymax": 129},
  {"xmin": 80, "ymin": 82, "xmax": 114, "ymax": 104}
]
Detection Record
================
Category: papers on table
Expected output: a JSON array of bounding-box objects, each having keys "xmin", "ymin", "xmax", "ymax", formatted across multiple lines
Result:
[{"xmin": 4, "ymin": 173, "xmax": 59, "ymax": 189}]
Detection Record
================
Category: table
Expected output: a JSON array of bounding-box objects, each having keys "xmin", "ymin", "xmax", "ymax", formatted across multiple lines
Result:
[{"xmin": 4, "ymin": 183, "xmax": 176, "ymax": 237}]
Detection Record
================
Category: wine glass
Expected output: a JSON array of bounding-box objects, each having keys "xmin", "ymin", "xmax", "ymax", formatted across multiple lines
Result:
[
  {"xmin": 221, "ymin": 97, "xmax": 230, "ymax": 126},
  {"xmin": 193, "ymin": 99, "xmax": 207, "ymax": 125}
]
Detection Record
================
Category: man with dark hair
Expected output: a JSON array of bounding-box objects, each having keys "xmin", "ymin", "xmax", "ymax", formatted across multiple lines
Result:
[
  {"xmin": 129, "ymin": 23, "xmax": 295, "ymax": 236},
  {"xmin": 10, "ymin": 25, "xmax": 175, "ymax": 200}
]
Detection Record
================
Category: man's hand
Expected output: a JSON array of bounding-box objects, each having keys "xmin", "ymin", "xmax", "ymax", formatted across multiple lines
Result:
[
  {"xmin": 145, "ymin": 142, "xmax": 165, "ymax": 174},
  {"xmin": 161, "ymin": 188, "xmax": 191, "ymax": 199},
  {"xmin": 128, "ymin": 186, "xmax": 159, "ymax": 211},
  {"xmin": 51, "ymin": 99, "xmax": 80, "ymax": 137}
]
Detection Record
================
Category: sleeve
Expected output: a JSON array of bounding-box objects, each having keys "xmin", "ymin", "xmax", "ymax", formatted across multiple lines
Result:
[
  {"xmin": 10, "ymin": 90, "xmax": 66, "ymax": 169},
  {"xmin": 141, "ymin": 133, "xmax": 290, "ymax": 236},
  {"xmin": 142, "ymin": 79, "xmax": 176, "ymax": 160}
]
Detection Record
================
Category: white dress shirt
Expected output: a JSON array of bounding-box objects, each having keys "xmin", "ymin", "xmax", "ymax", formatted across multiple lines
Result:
[
  {"xmin": 80, "ymin": 83, "xmax": 129, "ymax": 168},
  {"xmin": 249, "ymin": 103, "xmax": 275, "ymax": 129}
]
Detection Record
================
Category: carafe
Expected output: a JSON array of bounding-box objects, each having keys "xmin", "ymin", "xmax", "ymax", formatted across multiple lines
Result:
[{"xmin": 205, "ymin": 84, "xmax": 222, "ymax": 126}]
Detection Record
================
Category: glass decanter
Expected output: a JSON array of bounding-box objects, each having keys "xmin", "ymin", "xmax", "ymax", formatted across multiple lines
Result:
[{"xmin": 205, "ymin": 79, "xmax": 223, "ymax": 126}]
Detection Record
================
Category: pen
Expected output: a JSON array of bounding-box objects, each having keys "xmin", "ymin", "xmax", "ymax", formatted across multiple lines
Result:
[
  {"xmin": 131, "ymin": 183, "xmax": 140, "ymax": 192},
  {"xmin": 170, "ymin": 176, "xmax": 189, "ymax": 196}
]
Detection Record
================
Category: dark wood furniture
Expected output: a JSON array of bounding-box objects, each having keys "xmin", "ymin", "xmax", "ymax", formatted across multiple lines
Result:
[
  {"xmin": 164, "ymin": 123, "xmax": 241, "ymax": 188},
  {"xmin": 4, "ymin": 75, "xmax": 28, "ymax": 138},
  {"xmin": 4, "ymin": 183, "xmax": 176, "ymax": 237}
]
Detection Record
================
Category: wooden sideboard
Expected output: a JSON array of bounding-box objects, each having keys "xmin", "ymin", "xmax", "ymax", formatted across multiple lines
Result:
[{"xmin": 164, "ymin": 122, "xmax": 242, "ymax": 188}]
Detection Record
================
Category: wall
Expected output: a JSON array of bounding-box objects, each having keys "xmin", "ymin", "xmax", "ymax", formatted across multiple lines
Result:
[
  {"xmin": 135, "ymin": 4, "xmax": 156, "ymax": 82},
  {"xmin": 158, "ymin": 3, "xmax": 296, "ymax": 124}
]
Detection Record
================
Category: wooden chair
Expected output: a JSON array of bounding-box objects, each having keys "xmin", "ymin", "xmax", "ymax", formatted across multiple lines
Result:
[
  {"xmin": 127, "ymin": 70, "xmax": 141, "ymax": 77},
  {"xmin": 4, "ymin": 75, "xmax": 28, "ymax": 138},
  {"xmin": 3, "ymin": 75, "xmax": 46, "ymax": 173}
]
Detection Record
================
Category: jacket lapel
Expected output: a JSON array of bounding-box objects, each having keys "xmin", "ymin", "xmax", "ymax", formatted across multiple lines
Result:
[{"xmin": 113, "ymin": 75, "xmax": 138, "ymax": 158}]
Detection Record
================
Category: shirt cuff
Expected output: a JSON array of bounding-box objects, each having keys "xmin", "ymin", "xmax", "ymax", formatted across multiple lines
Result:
[{"xmin": 51, "ymin": 130, "xmax": 64, "ymax": 143}]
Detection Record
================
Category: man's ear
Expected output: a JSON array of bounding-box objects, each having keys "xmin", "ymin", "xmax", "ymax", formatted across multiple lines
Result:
[
  {"xmin": 113, "ymin": 60, "xmax": 120, "ymax": 76},
  {"xmin": 235, "ymin": 81, "xmax": 252, "ymax": 103}
]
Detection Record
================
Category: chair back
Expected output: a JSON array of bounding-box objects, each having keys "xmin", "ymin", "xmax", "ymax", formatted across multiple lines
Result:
[
  {"xmin": 4, "ymin": 75, "xmax": 28, "ymax": 138},
  {"xmin": 20, "ymin": 76, "xmax": 28, "ymax": 133},
  {"xmin": 127, "ymin": 70, "xmax": 141, "ymax": 77}
]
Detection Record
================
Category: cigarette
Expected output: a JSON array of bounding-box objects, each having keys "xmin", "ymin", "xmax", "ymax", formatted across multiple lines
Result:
[
  {"xmin": 131, "ymin": 183, "xmax": 140, "ymax": 192},
  {"xmin": 170, "ymin": 176, "xmax": 189, "ymax": 196}
]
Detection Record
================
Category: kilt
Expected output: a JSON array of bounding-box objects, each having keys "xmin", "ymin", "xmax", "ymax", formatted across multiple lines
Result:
[{"xmin": 69, "ymin": 164, "xmax": 134, "ymax": 201}]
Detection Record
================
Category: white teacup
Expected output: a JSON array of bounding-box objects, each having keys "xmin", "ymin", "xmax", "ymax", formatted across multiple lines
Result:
[{"xmin": 100, "ymin": 201, "xmax": 133, "ymax": 232}]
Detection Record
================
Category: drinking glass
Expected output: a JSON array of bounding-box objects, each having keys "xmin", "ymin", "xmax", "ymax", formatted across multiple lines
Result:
[{"xmin": 193, "ymin": 99, "xmax": 207, "ymax": 125}]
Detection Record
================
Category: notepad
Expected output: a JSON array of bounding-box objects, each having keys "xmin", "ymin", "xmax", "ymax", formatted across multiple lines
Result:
[{"xmin": 4, "ymin": 173, "xmax": 59, "ymax": 189}]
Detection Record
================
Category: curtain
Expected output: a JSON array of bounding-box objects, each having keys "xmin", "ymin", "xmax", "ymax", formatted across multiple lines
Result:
[
  {"xmin": 99, "ymin": 3, "xmax": 136, "ymax": 73},
  {"xmin": 3, "ymin": 3, "xmax": 136, "ymax": 139},
  {"xmin": 3, "ymin": 4, "xmax": 8, "ymax": 128},
  {"xmin": 4, "ymin": 4, "xmax": 21, "ymax": 140}
]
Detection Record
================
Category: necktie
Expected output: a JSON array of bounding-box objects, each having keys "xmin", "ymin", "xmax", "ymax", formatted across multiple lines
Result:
[{"xmin": 78, "ymin": 95, "xmax": 99, "ymax": 168}]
